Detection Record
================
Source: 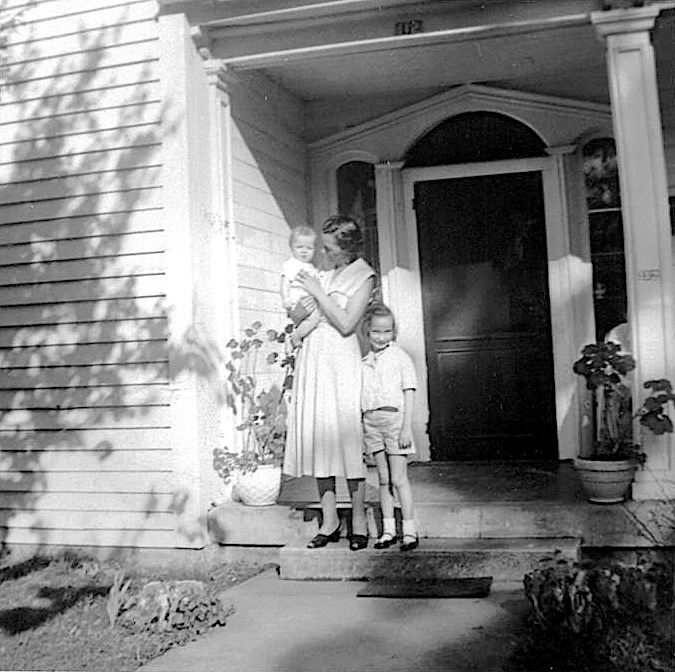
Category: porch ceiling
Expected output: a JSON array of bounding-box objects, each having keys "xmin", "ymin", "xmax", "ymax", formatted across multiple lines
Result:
[
  {"xmin": 173, "ymin": 0, "xmax": 673, "ymax": 141},
  {"xmin": 243, "ymin": 23, "xmax": 609, "ymax": 104}
]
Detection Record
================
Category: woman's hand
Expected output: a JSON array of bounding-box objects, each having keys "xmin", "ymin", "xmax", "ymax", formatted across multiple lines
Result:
[
  {"xmin": 296, "ymin": 270, "xmax": 323, "ymax": 298},
  {"xmin": 289, "ymin": 295, "xmax": 316, "ymax": 326}
]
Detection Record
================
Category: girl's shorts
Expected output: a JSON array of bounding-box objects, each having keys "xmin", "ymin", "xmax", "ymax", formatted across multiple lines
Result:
[{"xmin": 363, "ymin": 409, "xmax": 415, "ymax": 456}]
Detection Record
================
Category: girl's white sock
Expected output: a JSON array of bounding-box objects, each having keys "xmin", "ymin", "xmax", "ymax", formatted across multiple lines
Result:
[
  {"xmin": 402, "ymin": 519, "xmax": 417, "ymax": 538},
  {"xmin": 381, "ymin": 517, "xmax": 396, "ymax": 537}
]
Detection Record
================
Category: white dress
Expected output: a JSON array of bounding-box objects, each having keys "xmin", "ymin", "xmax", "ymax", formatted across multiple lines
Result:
[{"xmin": 283, "ymin": 258, "xmax": 375, "ymax": 479}]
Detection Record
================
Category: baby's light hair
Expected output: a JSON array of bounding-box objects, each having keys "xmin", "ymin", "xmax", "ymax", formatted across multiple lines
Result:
[
  {"xmin": 362, "ymin": 303, "xmax": 397, "ymax": 339},
  {"xmin": 288, "ymin": 225, "xmax": 317, "ymax": 248}
]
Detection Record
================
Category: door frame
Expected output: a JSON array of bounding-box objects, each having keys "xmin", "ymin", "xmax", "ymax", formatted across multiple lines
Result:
[{"xmin": 401, "ymin": 157, "xmax": 577, "ymax": 460}]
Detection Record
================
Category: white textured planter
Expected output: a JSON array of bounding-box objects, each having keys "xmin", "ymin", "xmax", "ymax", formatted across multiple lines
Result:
[
  {"xmin": 233, "ymin": 464, "xmax": 282, "ymax": 506},
  {"xmin": 574, "ymin": 457, "xmax": 638, "ymax": 504}
]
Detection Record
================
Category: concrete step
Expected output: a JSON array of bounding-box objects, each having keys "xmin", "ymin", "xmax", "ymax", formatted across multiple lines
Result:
[
  {"xmin": 279, "ymin": 536, "xmax": 581, "ymax": 582},
  {"xmin": 414, "ymin": 501, "xmax": 586, "ymax": 538}
]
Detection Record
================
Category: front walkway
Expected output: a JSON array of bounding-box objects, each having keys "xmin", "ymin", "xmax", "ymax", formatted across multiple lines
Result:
[{"xmin": 138, "ymin": 569, "xmax": 528, "ymax": 672}]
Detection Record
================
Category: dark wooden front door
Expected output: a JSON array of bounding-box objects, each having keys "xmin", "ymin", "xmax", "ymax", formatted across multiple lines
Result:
[{"xmin": 413, "ymin": 171, "xmax": 557, "ymax": 460}]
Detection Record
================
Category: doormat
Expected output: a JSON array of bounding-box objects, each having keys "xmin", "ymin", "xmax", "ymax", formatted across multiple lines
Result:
[{"xmin": 356, "ymin": 577, "xmax": 492, "ymax": 598}]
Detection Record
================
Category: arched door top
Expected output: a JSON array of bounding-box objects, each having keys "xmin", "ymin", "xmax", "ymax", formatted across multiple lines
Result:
[{"xmin": 405, "ymin": 111, "xmax": 546, "ymax": 167}]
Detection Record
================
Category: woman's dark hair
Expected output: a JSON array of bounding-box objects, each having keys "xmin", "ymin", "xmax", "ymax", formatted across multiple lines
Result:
[
  {"xmin": 361, "ymin": 302, "xmax": 397, "ymax": 339},
  {"xmin": 322, "ymin": 215, "xmax": 363, "ymax": 261}
]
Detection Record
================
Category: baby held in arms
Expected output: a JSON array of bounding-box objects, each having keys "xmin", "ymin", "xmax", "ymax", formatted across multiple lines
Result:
[{"xmin": 280, "ymin": 226, "xmax": 321, "ymax": 338}]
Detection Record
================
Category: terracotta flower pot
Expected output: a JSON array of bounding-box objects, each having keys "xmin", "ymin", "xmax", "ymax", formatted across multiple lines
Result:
[{"xmin": 573, "ymin": 457, "xmax": 638, "ymax": 504}]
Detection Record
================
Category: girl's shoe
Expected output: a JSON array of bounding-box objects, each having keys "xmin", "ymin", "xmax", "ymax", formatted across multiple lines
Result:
[
  {"xmin": 348, "ymin": 534, "xmax": 369, "ymax": 551},
  {"xmin": 374, "ymin": 533, "xmax": 397, "ymax": 549},
  {"xmin": 307, "ymin": 525, "xmax": 341, "ymax": 549},
  {"xmin": 400, "ymin": 534, "xmax": 419, "ymax": 552}
]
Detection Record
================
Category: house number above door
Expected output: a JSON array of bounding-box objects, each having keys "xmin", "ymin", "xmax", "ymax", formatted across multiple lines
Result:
[
  {"xmin": 395, "ymin": 20, "xmax": 423, "ymax": 35},
  {"xmin": 638, "ymin": 269, "xmax": 661, "ymax": 281}
]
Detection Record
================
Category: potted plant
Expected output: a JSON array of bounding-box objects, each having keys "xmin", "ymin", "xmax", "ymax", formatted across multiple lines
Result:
[
  {"xmin": 212, "ymin": 321, "xmax": 294, "ymax": 506},
  {"xmin": 573, "ymin": 341, "xmax": 644, "ymax": 503}
]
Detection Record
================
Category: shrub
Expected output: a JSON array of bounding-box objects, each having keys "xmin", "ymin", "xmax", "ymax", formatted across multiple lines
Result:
[{"xmin": 505, "ymin": 553, "xmax": 673, "ymax": 672}]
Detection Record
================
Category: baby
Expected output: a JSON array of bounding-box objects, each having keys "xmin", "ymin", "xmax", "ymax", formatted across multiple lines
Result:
[{"xmin": 280, "ymin": 225, "xmax": 320, "ymax": 327}]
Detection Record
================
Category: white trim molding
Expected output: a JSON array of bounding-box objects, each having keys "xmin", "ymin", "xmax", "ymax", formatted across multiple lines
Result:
[{"xmin": 592, "ymin": 5, "xmax": 675, "ymax": 499}]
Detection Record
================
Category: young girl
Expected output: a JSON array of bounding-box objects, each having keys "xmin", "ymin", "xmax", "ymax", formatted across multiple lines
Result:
[{"xmin": 361, "ymin": 303, "xmax": 419, "ymax": 551}]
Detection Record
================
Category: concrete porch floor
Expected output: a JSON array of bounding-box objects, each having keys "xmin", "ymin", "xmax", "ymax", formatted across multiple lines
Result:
[{"xmin": 208, "ymin": 461, "xmax": 675, "ymax": 551}]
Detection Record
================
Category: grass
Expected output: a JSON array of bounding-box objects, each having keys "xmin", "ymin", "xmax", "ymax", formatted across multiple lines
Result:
[{"xmin": 0, "ymin": 549, "xmax": 266, "ymax": 672}]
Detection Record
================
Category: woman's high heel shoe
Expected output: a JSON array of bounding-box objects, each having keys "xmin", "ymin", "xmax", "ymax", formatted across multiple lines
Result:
[
  {"xmin": 349, "ymin": 534, "xmax": 368, "ymax": 551},
  {"xmin": 307, "ymin": 525, "xmax": 341, "ymax": 549}
]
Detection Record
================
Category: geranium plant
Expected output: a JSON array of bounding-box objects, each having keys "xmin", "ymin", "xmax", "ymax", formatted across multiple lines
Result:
[
  {"xmin": 573, "ymin": 341, "xmax": 642, "ymax": 461},
  {"xmin": 212, "ymin": 321, "xmax": 294, "ymax": 483},
  {"xmin": 637, "ymin": 378, "xmax": 675, "ymax": 437}
]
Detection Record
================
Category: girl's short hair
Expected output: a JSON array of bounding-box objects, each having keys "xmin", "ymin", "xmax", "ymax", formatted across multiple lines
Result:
[
  {"xmin": 362, "ymin": 303, "xmax": 397, "ymax": 338},
  {"xmin": 322, "ymin": 215, "xmax": 363, "ymax": 261},
  {"xmin": 288, "ymin": 225, "xmax": 316, "ymax": 247}
]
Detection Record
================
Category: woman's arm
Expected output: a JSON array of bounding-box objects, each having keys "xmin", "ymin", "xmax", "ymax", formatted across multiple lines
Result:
[
  {"xmin": 290, "ymin": 309, "xmax": 321, "ymax": 348},
  {"xmin": 298, "ymin": 271, "xmax": 375, "ymax": 336}
]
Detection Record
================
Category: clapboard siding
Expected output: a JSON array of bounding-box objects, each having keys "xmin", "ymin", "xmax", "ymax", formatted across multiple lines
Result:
[
  {"xmin": 229, "ymin": 68, "xmax": 309, "ymax": 323},
  {"xmin": 0, "ymin": 491, "xmax": 173, "ymax": 511},
  {"xmin": 0, "ymin": 385, "xmax": 169, "ymax": 409},
  {"xmin": 0, "ymin": 427, "xmax": 171, "ymax": 450},
  {"xmin": 1, "ymin": 449, "xmax": 171, "ymax": 473},
  {"xmin": 0, "ymin": 188, "xmax": 163, "ymax": 226},
  {"xmin": 0, "ymin": 254, "xmax": 164, "ymax": 285},
  {"xmin": 0, "ymin": 274, "xmax": 164, "ymax": 306},
  {"xmin": 0, "ymin": 61, "xmax": 160, "ymax": 107},
  {"xmin": 0, "ymin": 470, "xmax": 171, "ymax": 492},
  {"xmin": 0, "ymin": 318, "xmax": 167, "ymax": 346},
  {"xmin": 1, "ymin": 1, "xmax": 158, "ymax": 46},
  {"xmin": 0, "ymin": 406, "xmax": 170, "ymax": 431},
  {"xmin": 1, "ymin": 38, "xmax": 159, "ymax": 85},
  {"xmin": 1, "ymin": 19, "xmax": 158, "ymax": 64},
  {"xmin": 0, "ymin": 364, "xmax": 167, "ymax": 390},
  {"xmin": 0, "ymin": 142, "xmax": 161, "ymax": 181},
  {"xmin": 0, "ymin": 166, "xmax": 162, "ymax": 206},
  {"xmin": 0, "ymin": 126, "xmax": 161, "ymax": 164},
  {"xmin": 0, "ymin": 297, "xmax": 166, "ymax": 328},
  {"xmin": 0, "ymin": 339, "xmax": 167, "ymax": 367},
  {"xmin": 0, "ymin": 0, "xmax": 172, "ymax": 548},
  {"xmin": 0, "ymin": 231, "xmax": 165, "ymax": 265},
  {"xmin": 0, "ymin": 211, "xmax": 162, "ymax": 244}
]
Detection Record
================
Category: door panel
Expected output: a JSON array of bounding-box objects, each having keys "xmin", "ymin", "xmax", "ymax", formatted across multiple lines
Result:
[{"xmin": 414, "ymin": 172, "xmax": 557, "ymax": 460}]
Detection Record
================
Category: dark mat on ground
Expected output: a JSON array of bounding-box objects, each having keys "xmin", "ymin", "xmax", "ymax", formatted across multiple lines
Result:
[{"xmin": 356, "ymin": 577, "xmax": 493, "ymax": 598}]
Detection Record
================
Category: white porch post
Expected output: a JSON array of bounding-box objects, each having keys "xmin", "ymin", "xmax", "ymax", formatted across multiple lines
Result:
[
  {"xmin": 375, "ymin": 162, "xmax": 430, "ymax": 461},
  {"xmin": 202, "ymin": 59, "xmax": 241, "ymax": 503},
  {"xmin": 159, "ymin": 14, "xmax": 233, "ymax": 546},
  {"xmin": 593, "ymin": 6, "xmax": 675, "ymax": 498}
]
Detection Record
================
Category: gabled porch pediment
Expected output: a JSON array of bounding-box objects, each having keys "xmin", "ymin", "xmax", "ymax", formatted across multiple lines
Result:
[{"xmin": 310, "ymin": 83, "xmax": 613, "ymax": 163}]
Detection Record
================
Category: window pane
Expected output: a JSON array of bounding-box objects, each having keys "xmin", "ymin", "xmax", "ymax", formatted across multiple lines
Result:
[
  {"xmin": 336, "ymin": 161, "xmax": 380, "ymax": 279},
  {"xmin": 583, "ymin": 138, "xmax": 627, "ymax": 343}
]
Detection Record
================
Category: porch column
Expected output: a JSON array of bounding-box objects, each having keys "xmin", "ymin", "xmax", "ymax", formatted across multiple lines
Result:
[
  {"xmin": 593, "ymin": 6, "xmax": 675, "ymax": 498},
  {"xmin": 375, "ymin": 162, "xmax": 430, "ymax": 461},
  {"xmin": 202, "ymin": 59, "xmax": 241, "ymax": 503},
  {"xmin": 159, "ymin": 14, "xmax": 231, "ymax": 546}
]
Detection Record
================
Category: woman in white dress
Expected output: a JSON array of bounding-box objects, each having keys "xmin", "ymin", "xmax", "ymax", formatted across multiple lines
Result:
[{"xmin": 283, "ymin": 216, "xmax": 376, "ymax": 550}]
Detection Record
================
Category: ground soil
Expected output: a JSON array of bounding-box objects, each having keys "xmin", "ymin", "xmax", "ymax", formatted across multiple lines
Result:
[{"xmin": 0, "ymin": 550, "xmax": 266, "ymax": 672}]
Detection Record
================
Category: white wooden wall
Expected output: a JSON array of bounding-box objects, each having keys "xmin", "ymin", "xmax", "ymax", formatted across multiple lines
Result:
[
  {"xmin": 227, "ymin": 70, "xmax": 310, "ymax": 394},
  {"xmin": 0, "ymin": 0, "xmax": 173, "ymax": 547},
  {"xmin": 228, "ymin": 70, "xmax": 309, "ymax": 330}
]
